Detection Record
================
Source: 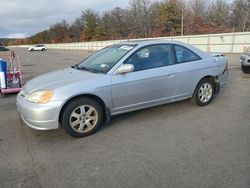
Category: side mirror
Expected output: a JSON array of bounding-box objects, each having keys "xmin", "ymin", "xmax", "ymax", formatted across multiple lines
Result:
[{"xmin": 116, "ymin": 64, "xmax": 134, "ymax": 74}]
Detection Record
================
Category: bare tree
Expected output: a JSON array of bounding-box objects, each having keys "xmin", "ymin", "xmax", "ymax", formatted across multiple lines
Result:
[
  {"xmin": 231, "ymin": 0, "xmax": 250, "ymax": 31},
  {"xmin": 50, "ymin": 20, "xmax": 69, "ymax": 43},
  {"xmin": 206, "ymin": 0, "xmax": 231, "ymax": 26},
  {"xmin": 190, "ymin": 0, "xmax": 207, "ymax": 16},
  {"xmin": 129, "ymin": 0, "xmax": 152, "ymax": 38}
]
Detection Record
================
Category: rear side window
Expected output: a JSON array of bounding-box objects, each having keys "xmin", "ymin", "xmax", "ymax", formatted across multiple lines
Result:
[{"xmin": 174, "ymin": 45, "xmax": 201, "ymax": 63}]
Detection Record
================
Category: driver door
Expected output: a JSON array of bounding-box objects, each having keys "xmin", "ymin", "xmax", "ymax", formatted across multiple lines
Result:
[{"xmin": 111, "ymin": 44, "xmax": 178, "ymax": 114}]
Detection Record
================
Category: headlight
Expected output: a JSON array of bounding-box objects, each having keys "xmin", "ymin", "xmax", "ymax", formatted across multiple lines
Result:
[{"xmin": 27, "ymin": 90, "xmax": 54, "ymax": 104}]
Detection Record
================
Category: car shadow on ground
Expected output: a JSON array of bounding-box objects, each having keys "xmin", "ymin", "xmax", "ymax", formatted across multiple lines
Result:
[
  {"xmin": 0, "ymin": 92, "xmax": 18, "ymax": 98},
  {"xmin": 99, "ymin": 99, "xmax": 193, "ymax": 132}
]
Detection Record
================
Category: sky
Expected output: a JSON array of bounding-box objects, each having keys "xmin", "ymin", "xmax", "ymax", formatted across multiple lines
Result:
[{"xmin": 0, "ymin": 0, "xmax": 130, "ymax": 38}]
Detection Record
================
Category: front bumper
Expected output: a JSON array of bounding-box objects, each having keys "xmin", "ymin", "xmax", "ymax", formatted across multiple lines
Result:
[{"xmin": 16, "ymin": 92, "xmax": 64, "ymax": 130}]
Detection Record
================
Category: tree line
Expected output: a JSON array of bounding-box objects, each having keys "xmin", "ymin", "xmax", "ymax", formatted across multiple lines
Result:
[{"xmin": 7, "ymin": 0, "xmax": 250, "ymax": 45}]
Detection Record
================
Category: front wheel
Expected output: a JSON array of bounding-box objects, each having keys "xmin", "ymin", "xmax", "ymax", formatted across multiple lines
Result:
[
  {"xmin": 192, "ymin": 78, "xmax": 215, "ymax": 106},
  {"xmin": 61, "ymin": 97, "xmax": 104, "ymax": 138}
]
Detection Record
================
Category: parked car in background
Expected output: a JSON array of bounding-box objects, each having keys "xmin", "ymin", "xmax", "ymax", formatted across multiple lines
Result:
[
  {"xmin": 0, "ymin": 46, "xmax": 10, "ymax": 51},
  {"xmin": 17, "ymin": 40, "xmax": 229, "ymax": 138},
  {"xmin": 240, "ymin": 46, "xmax": 250, "ymax": 73},
  {"xmin": 28, "ymin": 44, "xmax": 47, "ymax": 52}
]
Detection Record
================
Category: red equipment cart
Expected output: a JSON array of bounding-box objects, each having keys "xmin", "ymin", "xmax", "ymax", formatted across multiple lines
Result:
[{"xmin": 0, "ymin": 51, "xmax": 23, "ymax": 94}]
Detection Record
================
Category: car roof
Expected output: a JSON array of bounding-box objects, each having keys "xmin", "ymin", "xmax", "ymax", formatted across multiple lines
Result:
[
  {"xmin": 119, "ymin": 39, "xmax": 189, "ymax": 46},
  {"xmin": 119, "ymin": 39, "xmax": 210, "ymax": 58}
]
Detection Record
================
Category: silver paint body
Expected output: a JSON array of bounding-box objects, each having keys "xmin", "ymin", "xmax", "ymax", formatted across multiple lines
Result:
[
  {"xmin": 240, "ymin": 46, "xmax": 250, "ymax": 66},
  {"xmin": 240, "ymin": 54, "xmax": 250, "ymax": 66},
  {"xmin": 17, "ymin": 40, "xmax": 228, "ymax": 130}
]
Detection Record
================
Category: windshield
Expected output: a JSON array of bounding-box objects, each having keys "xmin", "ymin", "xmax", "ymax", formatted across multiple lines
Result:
[{"xmin": 77, "ymin": 44, "xmax": 136, "ymax": 74}]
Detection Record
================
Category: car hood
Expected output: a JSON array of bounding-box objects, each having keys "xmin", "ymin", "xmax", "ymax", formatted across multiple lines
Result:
[{"xmin": 24, "ymin": 67, "xmax": 98, "ymax": 93}]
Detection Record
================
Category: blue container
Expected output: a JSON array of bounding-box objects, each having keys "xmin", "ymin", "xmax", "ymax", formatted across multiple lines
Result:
[
  {"xmin": 0, "ymin": 59, "xmax": 7, "ymax": 73},
  {"xmin": 0, "ymin": 59, "xmax": 7, "ymax": 89}
]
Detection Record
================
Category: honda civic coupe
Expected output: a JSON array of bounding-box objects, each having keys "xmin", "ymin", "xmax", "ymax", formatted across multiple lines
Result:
[{"xmin": 17, "ymin": 40, "xmax": 229, "ymax": 137}]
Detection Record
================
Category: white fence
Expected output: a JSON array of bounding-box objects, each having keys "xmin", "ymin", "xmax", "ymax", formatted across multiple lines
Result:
[{"xmin": 14, "ymin": 32, "xmax": 250, "ymax": 53}]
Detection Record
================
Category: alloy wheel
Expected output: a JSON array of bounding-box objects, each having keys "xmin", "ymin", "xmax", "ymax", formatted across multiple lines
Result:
[
  {"xmin": 198, "ymin": 83, "xmax": 213, "ymax": 103},
  {"xmin": 69, "ymin": 105, "xmax": 98, "ymax": 133}
]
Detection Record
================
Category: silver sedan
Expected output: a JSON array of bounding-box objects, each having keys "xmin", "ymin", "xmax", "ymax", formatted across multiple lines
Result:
[
  {"xmin": 17, "ymin": 40, "xmax": 229, "ymax": 137},
  {"xmin": 240, "ymin": 46, "xmax": 250, "ymax": 73}
]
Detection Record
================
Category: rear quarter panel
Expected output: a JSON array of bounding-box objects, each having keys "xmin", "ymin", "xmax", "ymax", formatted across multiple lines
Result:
[{"xmin": 173, "ymin": 56, "xmax": 225, "ymax": 100}]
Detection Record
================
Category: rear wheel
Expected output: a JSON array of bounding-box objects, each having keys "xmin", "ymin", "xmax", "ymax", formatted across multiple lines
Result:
[
  {"xmin": 61, "ymin": 97, "xmax": 104, "ymax": 138},
  {"xmin": 192, "ymin": 78, "xmax": 215, "ymax": 106}
]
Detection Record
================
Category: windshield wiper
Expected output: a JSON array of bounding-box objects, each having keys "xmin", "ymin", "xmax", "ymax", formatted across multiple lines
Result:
[
  {"xmin": 78, "ymin": 65, "xmax": 98, "ymax": 73},
  {"xmin": 71, "ymin": 64, "xmax": 79, "ymax": 69},
  {"xmin": 71, "ymin": 64, "xmax": 100, "ymax": 74}
]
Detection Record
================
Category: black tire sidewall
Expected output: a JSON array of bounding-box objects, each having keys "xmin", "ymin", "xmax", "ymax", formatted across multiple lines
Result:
[
  {"xmin": 61, "ymin": 97, "xmax": 104, "ymax": 138},
  {"xmin": 241, "ymin": 65, "xmax": 250, "ymax": 74},
  {"xmin": 241, "ymin": 65, "xmax": 247, "ymax": 73},
  {"xmin": 193, "ymin": 78, "xmax": 215, "ymax": 106}
]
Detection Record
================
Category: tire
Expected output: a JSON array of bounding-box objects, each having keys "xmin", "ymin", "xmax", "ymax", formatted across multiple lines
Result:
[
  {"xmin": 61, "ymin": 97, "xmax": 104, "ymax": 138},
  {"xmin": 41, "ymin": 48, "xmax": 45, "ymax": 51},
  {"xmin": 241, "ymin": 65, "xmax": 250, "ymax": 74},
  {"xmin": 192, "ymin": 78, "xmax": 215, "ymax": 106},
  {"xmin": 30, "ymin": 49, "xmax": 34, "ymax": 52}
]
